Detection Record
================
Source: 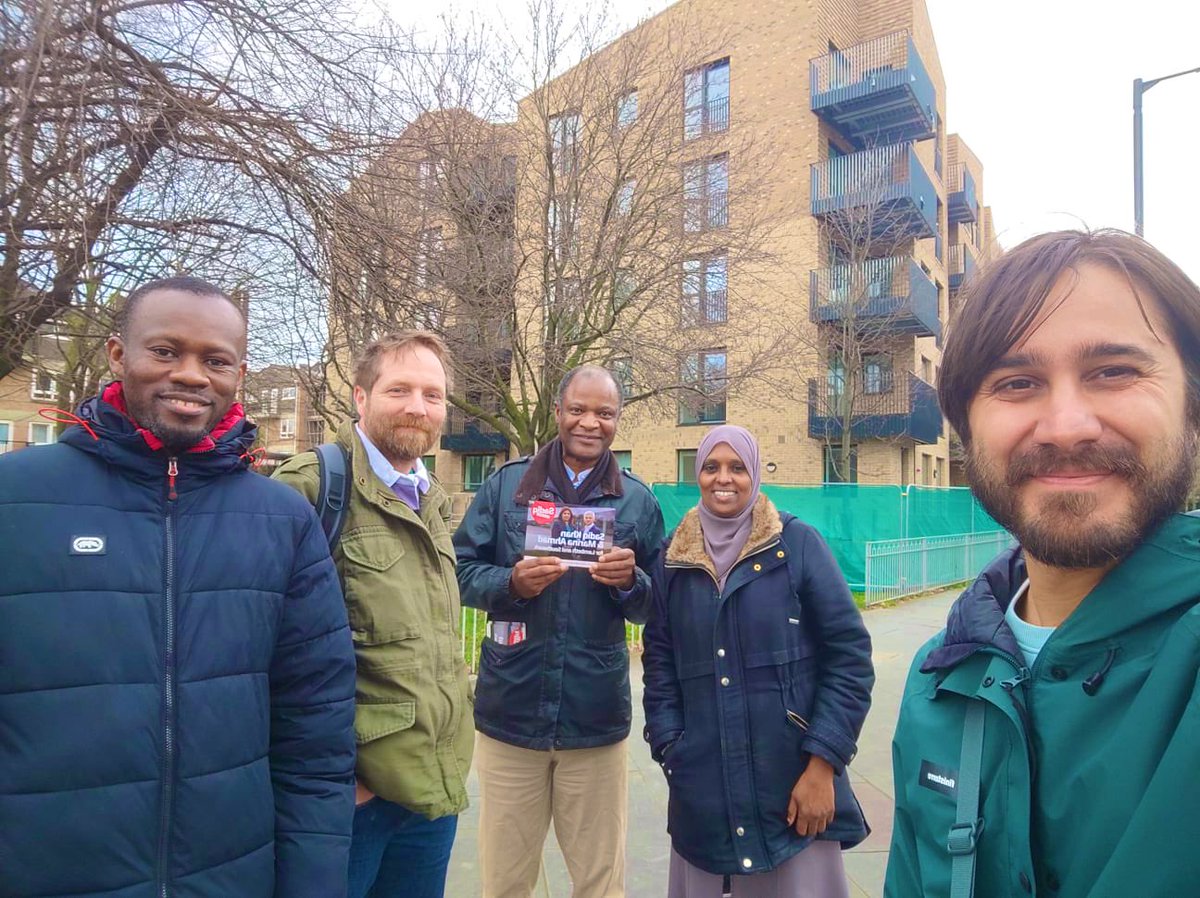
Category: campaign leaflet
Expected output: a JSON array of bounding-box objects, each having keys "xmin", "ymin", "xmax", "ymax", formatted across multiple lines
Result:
[{"xmin": 523, "ymin": 500, "xmax": 616, "ymax": 568}]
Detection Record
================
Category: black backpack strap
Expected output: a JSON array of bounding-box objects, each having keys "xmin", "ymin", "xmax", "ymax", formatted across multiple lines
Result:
[{"xmin": 314, "ymin": 443, "xmax": 350, "ymax": 549}]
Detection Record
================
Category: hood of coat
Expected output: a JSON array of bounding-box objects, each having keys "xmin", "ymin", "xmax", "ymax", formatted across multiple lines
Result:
[
  {"xmin": 59, "ymin": 383, "xmax": 257, "ymax": 483},
  {"xmin": 666, "ymin": 494, "xmax": 782, "ymax": 579},
  {"xmin": 923, "ymin": 513, "xmax": 1200, "ymax": 674}
]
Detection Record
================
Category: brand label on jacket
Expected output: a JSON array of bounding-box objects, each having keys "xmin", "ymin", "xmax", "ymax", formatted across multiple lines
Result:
[
  {"xmin": 70, "ymin": 535, "xmax": 106, "ymax": 555},
  {"xmin": 918, "ymin": 760, "xmax": 958, "ymax": 798}
]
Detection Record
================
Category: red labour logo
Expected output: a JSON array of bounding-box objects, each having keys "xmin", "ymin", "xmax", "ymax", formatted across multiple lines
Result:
[{"xmin": 529, "ymin": 501, "xmax": 557, "ymax": 525}]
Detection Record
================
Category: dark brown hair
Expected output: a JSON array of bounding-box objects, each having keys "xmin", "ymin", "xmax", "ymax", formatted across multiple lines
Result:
[
  {"xmin": 939, "ymin": 229, "xmax": 1200, "ymax": 445},
  {"xmin": 353, "ymin": 330, "xmax": 453, "ymax": 393}
]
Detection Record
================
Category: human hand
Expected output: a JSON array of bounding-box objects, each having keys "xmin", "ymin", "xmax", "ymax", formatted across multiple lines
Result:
[
  {"xmin": 590, "ymin": 546, "xmax": 636, "ymax": 589},
  {"xmin": 510, "ymin": 556, "xmax": 568, "ymax": 599},
  {"xmin": 787, "ymin": 755, "xmax": 836, "ymax": 837}
]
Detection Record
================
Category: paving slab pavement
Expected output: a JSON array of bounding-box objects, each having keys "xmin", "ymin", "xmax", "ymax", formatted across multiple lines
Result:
[{"xmin": 446, "ymin": 588, "xmax": 959, "ymax": 898}]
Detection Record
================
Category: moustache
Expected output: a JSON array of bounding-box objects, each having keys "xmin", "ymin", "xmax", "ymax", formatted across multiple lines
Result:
[
  {"xmin": 1005, "ymin": 443, "xmax": 1146, "ymax": 487},
  {"xmin": 386, "ymin": 414, "xmax": 438, "ymax": 434}
]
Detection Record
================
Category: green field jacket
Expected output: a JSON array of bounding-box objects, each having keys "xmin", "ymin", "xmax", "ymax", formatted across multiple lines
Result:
[
  {"xmin": 273, "ymin": 423, "xmax": 473, "ymax": 820},
  {"xmin": 885, "ymin": 513, "xmax": 1200, "ymax": 897}
]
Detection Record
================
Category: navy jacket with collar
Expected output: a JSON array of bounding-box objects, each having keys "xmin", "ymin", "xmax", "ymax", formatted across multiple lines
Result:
[
  {"xmin": 642, "ymin": 496, "xmax": 873, "ymax": 875},
  {"xmin": 453, "ymin": 455, "xmax": 665, "ymax": 750},
  {"xmin": 0, "ymin": 391, "xmax": 357, "ymax": 898}
]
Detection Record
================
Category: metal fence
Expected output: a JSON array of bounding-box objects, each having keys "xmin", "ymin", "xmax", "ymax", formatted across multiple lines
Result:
[{"xmin": 863, "ymin": 530, "xmax": 1014, "ymax": 607}]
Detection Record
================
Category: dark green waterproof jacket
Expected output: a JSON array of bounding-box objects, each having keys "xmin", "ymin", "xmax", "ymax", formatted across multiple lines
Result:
[
  {"xmin": 885, "ymin": 513, "xmax": 1200, "ymax": 898},
  {"xmin": 454, "ymin": 457, "xmax": 665, "ymax": 750}
]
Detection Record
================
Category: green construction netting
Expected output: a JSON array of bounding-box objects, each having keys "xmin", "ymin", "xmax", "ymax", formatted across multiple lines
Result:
[{"xmin": 651, "ymin": 483, "xmax": 1002, "ymax": 590}]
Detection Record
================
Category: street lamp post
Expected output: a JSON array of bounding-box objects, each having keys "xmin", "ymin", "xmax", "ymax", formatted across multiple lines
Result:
[{"xmin": 1133, "ymin": 66, "xmax": 1200, "ymax": 238}]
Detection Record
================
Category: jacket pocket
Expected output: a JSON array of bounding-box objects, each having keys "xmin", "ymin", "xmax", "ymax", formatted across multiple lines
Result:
[
  {"xmin": 355, "ymin": 699, "xmax": 416, "ymax": 744},
  {"xmin": 475, "ymin": 637, "xmax": 544, "ymax": 734},
  {"xmin": 341, "ymin": 526, "xmax": 405, "ymax": 571}
]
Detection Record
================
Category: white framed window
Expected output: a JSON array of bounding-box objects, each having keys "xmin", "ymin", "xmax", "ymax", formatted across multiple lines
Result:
[
  {"xmin": 30, "ymin": 371, "xmax": 57, "ymax": 401},
  {"xmin": 29, "ymin": 422, "xmax": 56, "ymax": 445},
  {"xmin": 0, "ymin": 421, "xmax": 12, "ymax": 453},
  {"xmin": 280, "ymin": 418, "xmax": 295, "ymax": 439},
  {"xmin": 269, "ymin": 388, "xmax": 279, "ymax": 413},
  {"xmin": 550, "ymin": 110, "xmax": 581, "ymax": 176},
  {"xmin": 281, "ymin": 387, "xmax": 297, "ymax": 401}
]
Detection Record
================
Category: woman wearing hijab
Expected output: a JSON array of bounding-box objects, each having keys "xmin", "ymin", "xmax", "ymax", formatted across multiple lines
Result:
[{"xmin": 642, "ymin": 425, "xmax": 874, "ymax": 897}]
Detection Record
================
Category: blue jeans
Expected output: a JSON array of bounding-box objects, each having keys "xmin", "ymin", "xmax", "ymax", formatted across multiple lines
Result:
[{"xmin": 347, "ymin": 798, "xmax": 459, "ymax": 898}]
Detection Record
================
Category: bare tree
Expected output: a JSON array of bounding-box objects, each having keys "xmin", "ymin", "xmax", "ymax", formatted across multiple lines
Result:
[
  {"xmin": 324, "ymin": 1, "xmax": 792, "ymax": 455},
  {"xmin": 1, "ymin": 0, "xmax": 415, "ymax": 382},
  {"xmin": 800, "ymin": 140, "xmax": 943, "ymax": 482}
]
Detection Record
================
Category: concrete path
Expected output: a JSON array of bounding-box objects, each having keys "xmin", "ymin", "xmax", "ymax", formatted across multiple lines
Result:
[{"xmin": 446, "ymin": 588, "xmax": 959, "ymax": 898}]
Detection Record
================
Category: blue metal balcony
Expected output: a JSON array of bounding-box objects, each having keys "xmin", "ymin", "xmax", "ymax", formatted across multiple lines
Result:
[
  {"xmin": 810, "ymin": 31, "xmax": 937, "ymax": 146},
  {"xmin": 808, "ymin": 372, "xmax": 942, "ymax": 444},
  {"xmin": 809, "ymin": 256, "xmax": 940, "ymax": 339},
  {"xmin": 441, "ymin": 410, "xmax": 509, "ymax": 453},
  {"xmin": 947, "ymin": 164, "xmax": 978, "ymax": 223},
  {"xmin": 811, "ymin": 143, "xmax": 937, "ymax": 240},
  {"xmin": 948, "ymin": 243, "xmax": 978, "ymax": 294}
]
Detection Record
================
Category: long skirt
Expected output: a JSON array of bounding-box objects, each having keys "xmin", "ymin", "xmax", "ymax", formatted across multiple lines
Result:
[{"xmin": 667, "ymin": 841, "xmax": 850, "ymax": 898}]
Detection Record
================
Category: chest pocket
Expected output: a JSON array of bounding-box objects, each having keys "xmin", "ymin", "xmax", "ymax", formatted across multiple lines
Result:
[{"xmin": 340, "ymin": 525, "xmax": 420, "ymax": 643}]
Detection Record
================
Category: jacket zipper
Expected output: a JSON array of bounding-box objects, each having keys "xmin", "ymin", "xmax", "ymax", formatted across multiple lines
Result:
[{"xmin": 158, "ymin": 457, "xmax": 179, "ymax": 898}]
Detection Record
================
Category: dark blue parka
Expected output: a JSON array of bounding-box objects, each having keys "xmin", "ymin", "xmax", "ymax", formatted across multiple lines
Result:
[
  {"xmin": 0, "ymin": 391, "xmax": 357, "ymax": 898},
  {"xmin": 453, "ymin": 456, "xmax": 664, "ymax": 750},
  {"xmin": 642, "ymin": 496, "xmax": 873, "ymax": 875}
]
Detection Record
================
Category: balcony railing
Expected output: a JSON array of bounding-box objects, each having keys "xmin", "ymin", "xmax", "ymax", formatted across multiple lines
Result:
[
  {"xmin": 810, "ymin": 31, "xmax": 937, "ymax": 145},
  {"xmin": 948, "ymin": 243, "xmax": 979, "ymax": 294},
  {"xmin": 811, "ymin": 142, "xmax": 938, "ymax": 239},
  {"xmin": 685, "ymin": 95, "xmax": 730, "ymax": 139},
  {"xmin": 441, "ymin": 409, "xmax": 509, "ymax": 453},
  {"xmin": 808, "ymin": 372, "xmax": 942, "ymax": 444},
  {"xmin": 947, "ymin": 164, "xmax": 979, "ymax": 223},
  {"xmin": 809, "ymin": 256, "xmax": 940, "ymax": 338}
]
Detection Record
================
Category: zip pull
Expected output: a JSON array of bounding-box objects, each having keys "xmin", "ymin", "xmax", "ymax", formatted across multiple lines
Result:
[
  {"xmin": 1000, "ymin": 667, "xmax": 1031, "ymax": 692},
  {"xmin": 167, "ymin": 458, "xmax": 178, "ymax": 501}
]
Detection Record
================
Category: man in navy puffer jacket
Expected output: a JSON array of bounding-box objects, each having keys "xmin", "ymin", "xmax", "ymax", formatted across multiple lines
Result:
[{"xmin": 0, "ymin": 277, "xmax": 357, "ymax": 897}]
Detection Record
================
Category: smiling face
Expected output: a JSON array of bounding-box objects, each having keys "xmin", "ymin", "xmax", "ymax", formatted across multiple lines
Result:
[
  {"xmin": 353, "ymin": 345, "xmax": 447, "ymax": 469},
  {"xmin": 698, "ymin": 442, "xmax": 755, "ymax": 518},
  {"xmin": 965, "ymin": 262, "xmax": 1196, "ymax": 568},
  {"xmin": 106, "ymin": 288, "xmax": 247, "ymax": 453},
  {"xmin": 555, "ymin": 371, "xmax": 622, "ymax": 472}
]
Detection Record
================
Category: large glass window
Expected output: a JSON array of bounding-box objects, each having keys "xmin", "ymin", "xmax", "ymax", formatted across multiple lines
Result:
[
  {"xmin": 550, "ymin": 111, "xmax": 581, "ymax": 176},
  {"xmin": 823, "ymin": 446, "xmax": 858, "ymax": 483},
  {"xmin": 614, "ymin": 450, "xmax": 633, "ymax": 472},
  {"xmin": 463, "ymin": 454, "xmax": 496, "ymax": 491},
  {"xmin": 29, "ymin": 423, "xmax": 56, "ymax": 445},
  {"xmin": 0, "ymin": 422, "xmax": 11, "ymax": 453},
  {"xmin": 616, "ymin": 89, "xmax": 638, "ymax": 128},
  {"xmin": 862, "ymin": 353, "xmax": 894, "ymax": 395},
  {"xmin": 682, "ymin": 254, "xmax": 728, "ymax": 324},
  {"xmin": 679, "ymin": 350, "xmax": 727, "ymax": 425},
  {"xmin": 684, "ymin": 58, "xmax": 730, "ymax": 139},
  {"xmin": 677, "ymin": 449, "xmax": 698, "ymax": 483},
  {"xmin": 684, "ymin": 155, "xmax": 728, "ymax": 232},
  {"xmin": 30, "ymin": 371, "xmax": 57, "ymax": 401}
]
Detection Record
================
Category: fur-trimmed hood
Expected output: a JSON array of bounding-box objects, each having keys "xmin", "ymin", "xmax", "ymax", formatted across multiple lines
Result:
[{"xmin": 665, "ymin": 494, "xmax": 782, "ymax": 578}]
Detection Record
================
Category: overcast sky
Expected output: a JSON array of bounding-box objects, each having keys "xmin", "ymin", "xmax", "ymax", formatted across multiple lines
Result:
[{"xmin": 395, "ymin": 0, "xmax": 1200, "ymax": 281}]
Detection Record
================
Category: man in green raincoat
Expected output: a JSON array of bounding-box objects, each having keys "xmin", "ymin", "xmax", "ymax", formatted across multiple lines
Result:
[{"xmin": 885, "ymin": 229, "xmax": 1200, "ymax": 898}]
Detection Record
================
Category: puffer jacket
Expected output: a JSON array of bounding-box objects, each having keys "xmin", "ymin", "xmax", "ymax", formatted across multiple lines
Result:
[
  {"xmin": 0, "ymin": 388, "xmax": 357, "ymax": 898},
  {"xmin": 643, "ymin": 496, "xmax": 873, "ymax": 875},
  {"xmin": 272, "ymin": 422, "xmax": 474, "ymax": 820},
  {"xmin": 886, "ymin": 513, "xmax": 1200, "ymax": 898},
  {"xmin": 454, "ymin": 456, "xmax": 665, "ymax": 750}
]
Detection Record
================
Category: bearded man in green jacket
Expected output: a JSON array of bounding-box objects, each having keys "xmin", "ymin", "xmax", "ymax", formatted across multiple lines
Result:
[{"xmin": 885, "ymin": 230, "xmax": 1200, "ymax": 898}]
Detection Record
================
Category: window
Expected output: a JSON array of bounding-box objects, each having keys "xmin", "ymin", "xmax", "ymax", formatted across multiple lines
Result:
[
  {"xmin": 611, "ymin": 357, "xmax": 633, "ymax": 399},
  {"xmin": 281, "ymin": 387, "xmax": 297, "ymax": 401},
  {"xmin": 279, "ymin": 417, "xmax": 295, "ymax": 439},
  {"xmin": 463, "ymin": 454, "xmax": 496, "ymax": 492},
  {"xmin": 678, "ymin": 350, "xmax": 727, "ymax": 425},
  {"xmin": 862, "ymin": 354, "xmax": 894, "ymax": 395},
  {"xmin": 617, "ymin": 178, "xmax": 636, "ymax": 216},
  {"xmin": 269, "ymin": 388, "xmax": 279, "ymax": 413},
  {"xmin": 547, "ymin": 197, "xmax": 577, "ymax": 259},
  {"xmin": 616, "ymin": 89, "xmax": 638, "ymax": 128},
  {"xmin": 684, "ymin": 155, "xmax": 728, "ymax": 232},
  {"xmin": 416, "ymin": 227, "xmax": 443, "ymax": 287},
  {"xmin": 550, "ymin": 111, "xmax": 581, "ymax": 176},
  {"xmin": 29, "ymin": 422, "xmax": 56, "ymax": 445},
  {"xmin": 684, "ymin": 58, "xmax": 730, "ymax": 139},
  {"xmin": 306, "ymin": 418, "xmax": 325, "ymax": 448},
  {"xmin": 613, "ymin": 270, "xmax": 635, "ymax": 307},
  {"xmin": 682, "ymin": 254, "xmax": 728, "ymax": 324},
  {"xmin": 417, "ymin": 159, "xmax": 439, "ymax": 191},
  {"xmin": 922, "ymin": 356, "xmax": 935, "ymax": 383},
  {"xmin": 826, "ymin": 353, "xmax": 848, "ymax": 414},
  {"xmin": 823, "ymin": 446, "xmax": 858, "ymax": 483},
  {"xmin": 677, "ymin": 449, "xmax": 698, "ymax": 484},
  {"xmin": 614, "ymin": 450, "xmax": 633, "ymax": 472},
  {"xmin": 422, "ymin": 454, "xmax": 437, "ymax": 475},
  {"xmin": 30, "ymin": 371, "xmax": 57, "ymax": 401},
  {"xmin": 0, "ymin": 422, "xmax": 11, "ymax": 453}
]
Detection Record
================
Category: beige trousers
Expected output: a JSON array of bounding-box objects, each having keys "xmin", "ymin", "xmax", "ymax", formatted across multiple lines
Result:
[{"xmin": 476, "ymin": 731, "xmax": 628, "ymax": 898}]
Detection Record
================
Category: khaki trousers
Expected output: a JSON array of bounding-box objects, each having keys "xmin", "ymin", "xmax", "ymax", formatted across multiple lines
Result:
[{"xmin": 476, "ymin": 731, "xmax": 628, "ymax": 898}]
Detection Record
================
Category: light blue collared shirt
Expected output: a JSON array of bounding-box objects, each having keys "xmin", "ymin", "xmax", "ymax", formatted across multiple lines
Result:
[
  {"xmin": 564, "ymin": 462, "xmax": 592, "ymax": 489},
  {"xmin": 355, "ymin": 424, "xmax": 430, "ymax": 512},
  {"xmin": 1004, "ymin": 579, "xmax": 1055, "ymax": 667}
]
